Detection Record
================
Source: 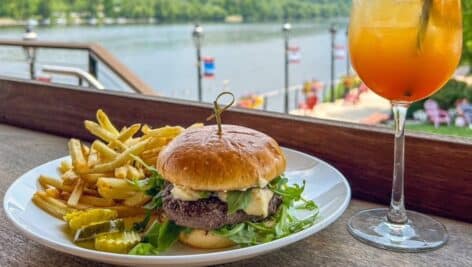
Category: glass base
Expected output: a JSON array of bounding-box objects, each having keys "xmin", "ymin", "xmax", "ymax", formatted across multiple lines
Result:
[{"xmin": 347, "ymin": 208, "xmax": 448, "ymax": 252}]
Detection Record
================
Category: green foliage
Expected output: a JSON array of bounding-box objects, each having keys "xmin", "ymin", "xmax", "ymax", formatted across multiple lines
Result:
[
  {"xmin": 462, "ymin": 0, "xmax": 472, "ymax": 70},
  {"xmin": 213, "ymin": 175, "xmax": 318, "ymax": 247},
  {"xmin": 407, "ymin": 79, "xmax": 472, "ymax": 118},
  {"xmin": 226, "ymin": 190, "xmax": 252, "ymax": 214},
  {"xmin": 0, "ymin": 0, "xmax": 352, "ymax": 21},
  {"xmin": 129, "ymin": 220, "xmax": 184, "ymax": 255},
  {"xmin": 407, "ymin": 123, "xmax": 472, "ymax": 138}
]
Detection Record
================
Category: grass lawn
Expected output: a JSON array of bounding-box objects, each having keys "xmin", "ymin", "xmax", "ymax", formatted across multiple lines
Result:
[{"xmin": 406, "ymin": 123, "xmax": 472, "ymax": 138}]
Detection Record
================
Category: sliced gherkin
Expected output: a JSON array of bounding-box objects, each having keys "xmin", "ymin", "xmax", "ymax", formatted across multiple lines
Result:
[
  {"xmin": 95, "ymin": 231, "xmax": 141, "ymax": 254},
  {"xmin": 73, "ymin": 219, "xmax": 124, "ymax": 242},
  {"xmin": 64, "ymin": 208, "xmax": 118, "ymax": 230}
]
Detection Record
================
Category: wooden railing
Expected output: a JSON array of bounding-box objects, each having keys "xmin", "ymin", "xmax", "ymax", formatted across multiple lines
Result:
[
  {"xmin": 0, "ymin": 76, "xmax": 471, "ymax": 222},
  {"xmin": 0, "ymin": 39, "xmax": 155, "ymax": 95}
]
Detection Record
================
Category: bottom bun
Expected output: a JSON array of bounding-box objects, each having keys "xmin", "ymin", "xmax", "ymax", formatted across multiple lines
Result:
[{"xmin": 179, "ymin": 229, "xmax": 235, "ymax": 249}]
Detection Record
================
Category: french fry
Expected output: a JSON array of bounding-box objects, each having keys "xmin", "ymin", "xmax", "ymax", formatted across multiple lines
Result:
[
  {"xmin": 127, "ymin": 166, "xmax": 144, "ymax": 180},
  {"xmin": 142, "ymin": 125, "xmax": 184, "ymax": 139},
  {"xmin": 142, "ymin": 147, "xmax": 163, "ymax": 158},
  {"xmin": 114, "ymin": 166, "xmax": 128, "ymax": 179},
  {"xmin": 144, "ymin": 137, "xmax": 167, "ymax": 149},
  {"xmin": 55, "ymin": 197, "xmax": 91, "ymax": 210},
  {"xmin": 87, "ymin": 148, "xmax": 100, "ymax": 168},
  {"xmin": 32, "ymin": 193, "xmax": 71, "ymax": 219},
  {"xmin": 79, "ymin": 195, "xmax": 116, "ymax": 207},
  {"xmin": 45, "ymin": 187, "xmax": 60, "ymax": 198},
  {"xmin": 83, "ymin": 187, "xmax": 100, "ymax": 196},
  {"xmin": 68, "ymin": 139, "xmax": 88, "ymax": 173},
  {"xmin": 97, "ymin": 177, "xmax": 140, "ymax": 199},
  {"xmin": 124, "ymin": 138, "xmax": 140, "ymax": 147},
  {"xmin": 70, "ymin": 202, "xmax": 93, "ymax": 210},
  {"xmin": 108, "ymin": 123, "xmax": 141, "ymax": 151},
  {"xmin": 107, "ymin": 205, "xmax": 147, "ymax": 218},
  {"xmin": 37, "ymin": 191, "xmax": 69, "ymax": 209},
  {"xmin": 91, "ymin": 140, "xmax": 118, "ymax": 160},
  {"xmin": 34, "ymin": 111, "xmax": 187, "ymax": 218},
  {"xmin": 123, "ymin": 192, "xmax": 151, "ymax": 207},
  {"xmin": 141, "ymin": 124, "xmax": 152, "ymax": 134},
  {"xmin": 39, "ymin": 175, "xmax": 72, "ymax": 191},
  {"xmin": 117, "ymin": 123, "xmax": 141, "ymax": 143},
  {"xmin": 58, "ymin": 160, "xmax": 72, "ymax": 174},
  {"xmin": 82, "ymin": 173, "xmax": 110, "ymax": 184},
  {"xmin": 81, "ymin": 144, "xmax": 90, "ymax": 158},
  {"xmin": 84, "ymin": 121, "xmax": 125, "ymax": 150},
  {"xmin": 67, "ymin": 179, "xmax": 85, "ymax": 206},
  {"xmin": 90, "ymin": 139, "xmax": 148, "ymax": 173},
  {"xmin": 62, "ymin": 169, "xmax": 79, "ymax": 185},
  {"xmin": 39, "ymin": 175, "xmax": 62, "ymax": 189},
  {"xmin": 96, "ymin": 109, "xmax": 120, "ymax": 136}
]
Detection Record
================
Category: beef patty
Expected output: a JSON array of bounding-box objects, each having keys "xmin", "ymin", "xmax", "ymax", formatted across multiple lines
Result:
[{"xmin": 162, "ymin": 183, "xmax": 282, "ymax": 230}]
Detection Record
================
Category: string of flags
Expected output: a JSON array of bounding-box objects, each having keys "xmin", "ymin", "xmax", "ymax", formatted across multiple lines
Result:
[{"xmin": 201, "ymin": 40, "xmax": 347, "ymax": 79}]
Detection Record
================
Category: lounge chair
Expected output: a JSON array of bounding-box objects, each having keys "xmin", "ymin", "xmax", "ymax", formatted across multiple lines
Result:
[{"xmin": 424, "ymin": 99, "xmax": 451, "ymax": 128}]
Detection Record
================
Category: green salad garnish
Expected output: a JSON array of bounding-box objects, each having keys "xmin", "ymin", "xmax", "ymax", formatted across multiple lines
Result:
[
  {"xmin": 128, "ymin": 155, "xmax": 319, "ymax": 254},
  {"xmin": 213, "ymin": 176, "xmax": 318, "ymax": 246}
]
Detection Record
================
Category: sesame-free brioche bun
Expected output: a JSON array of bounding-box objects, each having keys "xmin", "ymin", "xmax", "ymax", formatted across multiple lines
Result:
[
  {"xmin": 179, "ymin": 229, "xmax": 235, "ymax": 249},
  {"xmin": 156, "ymin": 124, "xmax": 286, "ymax": 191}
]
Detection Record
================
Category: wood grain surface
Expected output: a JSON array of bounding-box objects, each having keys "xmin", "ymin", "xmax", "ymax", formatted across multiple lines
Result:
[
  {"xmin": 0, "ymin": 124, "xmax": 471, "ymax": 267},
  {"xmin": 0, "ymin": 77, "xmax": 471, "ymax": 222}
]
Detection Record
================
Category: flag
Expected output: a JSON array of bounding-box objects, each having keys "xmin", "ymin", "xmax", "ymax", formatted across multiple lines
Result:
[
  {"xmin": 288, "ymin": 46, "xmax": 301, "ymax": 64},
  {"xmin": 203, "ymin": 57, "xmax": 215, "ymax": 79},
  {"xmin": 334, "ymin": 44, "xmax": 346, "ymax": 60}
]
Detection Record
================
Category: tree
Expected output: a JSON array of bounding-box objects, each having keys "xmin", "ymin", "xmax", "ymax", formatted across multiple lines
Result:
[{"xmin": 462, "ymin": 0, "xmax": 472, "ymax": 72}]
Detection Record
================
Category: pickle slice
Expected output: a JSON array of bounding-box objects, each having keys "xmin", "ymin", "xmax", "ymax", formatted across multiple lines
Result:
[
  {"xmin": 73, "ymin": 219, "xmax": 124, "ymax": 242},
  {"xmin": 64, "ymin": 208, "xmax": 118, "ymax": 230},
  {"xmin": 95, "ymin": 231, "xmax": 141, "ymax": 254}
]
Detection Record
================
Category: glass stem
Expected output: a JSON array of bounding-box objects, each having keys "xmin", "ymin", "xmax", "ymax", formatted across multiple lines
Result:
[{"xmin": 387, "ymin": 102, "xmax": 409, "ymax": 224}]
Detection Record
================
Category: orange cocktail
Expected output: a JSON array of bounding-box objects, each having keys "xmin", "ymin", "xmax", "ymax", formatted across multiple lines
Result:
[
  {"xmin": 347, "ymin": 0, "xmax": 463, "ymax": 253},
  {"xmin": 349, "ymin": 0, "xmax": 462, "ymax": 102}
]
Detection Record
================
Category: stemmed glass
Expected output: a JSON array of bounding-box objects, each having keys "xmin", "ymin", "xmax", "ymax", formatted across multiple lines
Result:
[{"xmin": 347, "ymin": 0, "xmax": 462, "ymax": 251}]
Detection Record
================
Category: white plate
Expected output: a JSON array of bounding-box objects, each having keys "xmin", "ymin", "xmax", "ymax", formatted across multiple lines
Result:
[{"xmin": 4, "ymin": 147, "xmax": 351, "ymax": 266}]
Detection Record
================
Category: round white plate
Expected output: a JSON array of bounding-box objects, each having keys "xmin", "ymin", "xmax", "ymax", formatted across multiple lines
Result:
[{"xmin": 4, "ymin": 147, "xmax": 351, "ymax": 266}]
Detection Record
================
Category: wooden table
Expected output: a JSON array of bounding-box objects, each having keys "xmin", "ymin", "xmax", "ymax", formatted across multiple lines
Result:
[{"xmin": 1, "ymin": 124, "xmax": 471, "ymax": 267}]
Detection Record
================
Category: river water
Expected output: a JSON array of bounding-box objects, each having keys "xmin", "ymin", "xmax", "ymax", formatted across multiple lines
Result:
[{"xmin": 0, "ymin": 23, "xmax": 349, "ymax": 112}]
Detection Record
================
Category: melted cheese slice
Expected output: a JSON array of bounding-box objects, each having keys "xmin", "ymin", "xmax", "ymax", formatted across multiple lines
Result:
[
  {"xmin": 171, "ymin": 185, "xmax": 204, "ymax": 201},
  {"xmin": 171, "ymin": 185, "xmax": 274, "ymax": 218},
  {"xmin": 218, "ymin": 188, "xmax": 274, "ymax": 218},
  {"xmin": 244, "ymin": 188, "xmax": 274, "ymax": 217}
]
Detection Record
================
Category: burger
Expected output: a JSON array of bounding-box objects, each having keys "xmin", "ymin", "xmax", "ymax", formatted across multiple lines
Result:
[{"xmin": 156, "ymin": 124, "xmax": 287, "ymax": 249}]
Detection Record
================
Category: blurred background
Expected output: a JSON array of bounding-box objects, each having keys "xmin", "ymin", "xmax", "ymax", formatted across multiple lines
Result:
[{"xmin": 0, "ymin": 0, "xmax": 471, "ymax": 137}]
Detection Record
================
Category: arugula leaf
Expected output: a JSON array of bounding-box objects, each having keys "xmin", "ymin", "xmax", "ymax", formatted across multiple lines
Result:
[
  {"xmin": 130, "ymin": 220, "xmax": 184, "ymax": 255},
  {"xmin": 143, "ymin": 221, "xmax": 161, "ymax": 247},
  {"xmin": 156, "ymin": 220, "xmax": 182, "ymax": 252},
  {"xmin": 129, "ymin": 243, "xmax": 158, "ymax": 255},
  {"xmin": 269, "ymin": 176, "xmax": 317, "ymax": 210},
  {"xmin": 226, "ymin": 190, "xmax": 252, "ymax": 214},
  {"xmin": 213, "ymin": 174, "xmax": 319, "ymax": 247},
  {"xmin": 129, "ymin": 154, "xmax": 167, "ymax": 233}
]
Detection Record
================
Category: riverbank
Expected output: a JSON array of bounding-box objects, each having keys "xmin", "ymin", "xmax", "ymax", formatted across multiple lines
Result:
[{"xmin": 0, "ymin": 17, "xmax": 158, "ymax": 27}]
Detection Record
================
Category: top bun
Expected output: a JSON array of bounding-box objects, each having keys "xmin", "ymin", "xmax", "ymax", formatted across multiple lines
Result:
[{"xmin": 156, "ymin": 124, "xmax": 286, "ymax": 191}]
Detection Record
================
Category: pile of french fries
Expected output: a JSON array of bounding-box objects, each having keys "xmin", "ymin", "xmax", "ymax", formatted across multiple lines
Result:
[{"xmin": 32, "ymin": 109, "xmax": 194, "ymax": 220}]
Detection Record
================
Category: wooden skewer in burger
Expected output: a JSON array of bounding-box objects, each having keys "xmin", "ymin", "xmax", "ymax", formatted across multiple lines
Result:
[{"xmin": 156, "ymin": 92, "xmax": 287, "ymax": 249}]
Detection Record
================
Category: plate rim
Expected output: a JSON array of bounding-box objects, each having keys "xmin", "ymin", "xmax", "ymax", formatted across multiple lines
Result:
[{"xmin": 3, "ymin": 147, "xmax": 351, "ymax": 265}]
